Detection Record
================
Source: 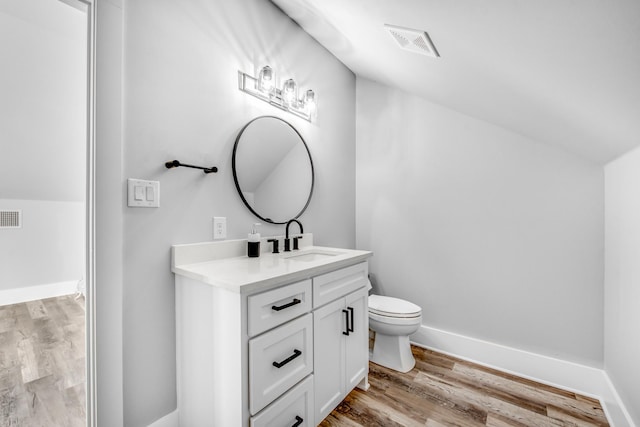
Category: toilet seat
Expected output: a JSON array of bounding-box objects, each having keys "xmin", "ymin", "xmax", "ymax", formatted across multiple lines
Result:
[
  {"xmin": 369, "ymin": 311, "xmax": 422, "ymax": 326},
  {"xmin": 369, "ymin": 295, "xmax": 421, "ymax": 318}
]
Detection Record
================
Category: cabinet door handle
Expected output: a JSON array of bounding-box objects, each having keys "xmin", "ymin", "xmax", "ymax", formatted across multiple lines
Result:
[
  {"xmin": 272, "ymin": 349, "xmax": 302, "ymax": 368},
  {"xmin": 292, "ymin": 415, "xmax": 303, "ymax": 427},
  {"xmin": 342, "ymin": 309, "xmax": 350, "ymax": 336},
  {"xmin": 347, "ymin": 306, "xmax": 354, "ymax": 333},
  {"xmin": 272, "ymin": 298, "xmax": 301, "ymax": 311}
]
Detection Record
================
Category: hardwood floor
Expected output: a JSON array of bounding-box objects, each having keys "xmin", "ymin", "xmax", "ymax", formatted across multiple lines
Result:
[
  {"xmin": 0, "ymin": 295, "xmax": 85, "ymax": 427},
  {"xmin": 1, "ymin": 296, "xmax": 610, "ymax": 427},
  {"xmin": 321, "ymin": 346, "xmax": 609, "ymax": 427}
]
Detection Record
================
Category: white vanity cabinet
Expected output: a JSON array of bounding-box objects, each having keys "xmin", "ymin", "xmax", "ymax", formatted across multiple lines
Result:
[{"xmin": 172, "ymin": 239, "xmax": 372, "ymax": 427}]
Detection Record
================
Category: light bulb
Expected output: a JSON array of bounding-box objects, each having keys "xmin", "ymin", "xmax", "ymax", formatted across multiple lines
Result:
[
  {"xmin": 304, "ymin": 89, "xmax": 316, "ymax": 114},
  {"xmin": 258, "ymin": 66, "xmax": 274, "ymax": 92},
  {"xmin": 283, "ymin": 79, "xmax": 298, "ymax": 106}
]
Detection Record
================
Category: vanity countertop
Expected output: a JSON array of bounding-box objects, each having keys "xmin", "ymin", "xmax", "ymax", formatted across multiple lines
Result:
[{"xmin": 172, "ymin": 237, "xmax": 372, "ymax": 294}]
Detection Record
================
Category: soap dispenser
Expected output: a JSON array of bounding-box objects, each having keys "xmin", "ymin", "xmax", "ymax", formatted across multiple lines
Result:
[{"xmin": 247, "ymin": 223, "xmax": 261, "ymax": 258}]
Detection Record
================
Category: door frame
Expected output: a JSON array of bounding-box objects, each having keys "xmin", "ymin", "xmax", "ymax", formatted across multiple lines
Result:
[
  {"xmin": 66, "ymin": 0, "xmax": 124, "ymax": 425},
  {"xmin": 51, "ymin": 0, "xmax": 98, "ymax": 424},
  {"xmin": 84, "ymin": 0, "xmax": 97, "ymax": 425},
  {"xmin": 67, "ymin": 0, "xmax": 97, "ymax": 424}
]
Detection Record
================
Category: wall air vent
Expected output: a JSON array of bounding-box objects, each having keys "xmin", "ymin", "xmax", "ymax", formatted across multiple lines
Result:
[
  {"xmin": 0, "ymin": 210, "xmax": 22, "ymax": 229},
  {"xmin": 384, "ymin": 24, "xmax": 440, "ymax": 58}
]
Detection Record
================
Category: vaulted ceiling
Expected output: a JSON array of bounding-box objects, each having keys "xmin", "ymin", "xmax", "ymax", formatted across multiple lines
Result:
[{"xmin": 271, "ymin": 0, "xmax": 640, "ymax": 164}]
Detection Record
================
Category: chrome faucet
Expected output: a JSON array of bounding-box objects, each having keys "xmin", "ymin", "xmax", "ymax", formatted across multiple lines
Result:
[{"xmin": 284, "ymin": 219, "xmax": 303, "ymax": 252}]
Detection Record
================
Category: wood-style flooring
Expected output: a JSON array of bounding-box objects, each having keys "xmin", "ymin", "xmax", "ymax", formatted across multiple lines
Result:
[
  {"xmin": 322, "ymin": 346, "xmax": 609, "ymax": 427},
  {"xmin": 0, "ymin": 295, "xmax": 85, "ymax": 427}
]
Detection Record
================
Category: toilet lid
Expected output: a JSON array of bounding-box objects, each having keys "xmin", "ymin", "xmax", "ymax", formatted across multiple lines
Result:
[{"xmin": 369, "ymin": 295, "xmax": 421, "ymax": 318}]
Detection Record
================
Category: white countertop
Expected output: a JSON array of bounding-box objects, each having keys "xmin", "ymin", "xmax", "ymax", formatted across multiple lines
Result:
[{"xmin": 171, "ymin": 237, "xmax": 372, "ymax": 294}]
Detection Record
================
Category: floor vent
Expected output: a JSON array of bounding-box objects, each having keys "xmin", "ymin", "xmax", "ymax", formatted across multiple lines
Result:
[
  {"xmin": 384, "ymin": 24, "xmax": 440, "ymax": 58},
  {"xmin": 0, "ymin": 210, "xmax": 22, "ymax": 229}
]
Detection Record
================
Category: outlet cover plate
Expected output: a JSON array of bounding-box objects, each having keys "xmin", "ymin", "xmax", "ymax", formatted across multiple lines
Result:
[{"xmin": 213, "ymin": 217, "xmax": 227, "ymax": 240}]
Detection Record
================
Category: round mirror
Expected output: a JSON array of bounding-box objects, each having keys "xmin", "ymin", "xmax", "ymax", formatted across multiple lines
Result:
[{"xmin": 232, "ymin": 116, "xmax": 314, "ymax": 224}]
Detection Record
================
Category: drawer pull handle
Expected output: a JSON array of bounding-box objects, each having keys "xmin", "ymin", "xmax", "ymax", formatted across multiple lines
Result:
[
  {"xmin": 272, "ymin": 298, "xmax": 301, "ymax": 311},
  {"xmin": 292, "ymin": 415, "xmax": 303, "ymax": 427},
  {"xmin": 347, "ymin": 306, "xmax": 355, "ymax": 333},
  {"xmin": 273, "ymin": 349, "xmax": 302, "ymax": 368},
  {"xmin": 342, "ymin": 309, "xmax": 350, "ymax": 336}
]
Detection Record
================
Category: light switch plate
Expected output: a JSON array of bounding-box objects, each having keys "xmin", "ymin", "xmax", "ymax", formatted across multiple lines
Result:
[
  {"xmin": 128, "ymin": 178, "xmax": 160, "ymax": 208},
  {"xmin": 213, "ymin": 217, "xmax": 226, "ymax": 240}
]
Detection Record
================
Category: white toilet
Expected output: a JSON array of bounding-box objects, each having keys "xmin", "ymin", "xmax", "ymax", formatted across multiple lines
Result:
[{"xmin": 368, "ymin": 295, "xmax": 422, "ymax": 373}]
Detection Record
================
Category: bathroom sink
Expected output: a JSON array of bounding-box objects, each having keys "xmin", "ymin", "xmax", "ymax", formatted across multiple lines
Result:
[{"xmin": 284, "ymin": 249, "xmax": 344, "ymax": 262}]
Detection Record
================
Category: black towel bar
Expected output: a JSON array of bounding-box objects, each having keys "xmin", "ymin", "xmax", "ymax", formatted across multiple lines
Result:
[{"xmin": 165, "ymin": 160, "xmax": 217, "ymax": 174}]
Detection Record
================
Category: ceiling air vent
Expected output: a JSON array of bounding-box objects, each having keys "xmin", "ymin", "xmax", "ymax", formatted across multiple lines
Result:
[
  {"xmin": 0, "ymin": 210, "xmax": 22, "ymax": 229},
  {"xmin": 384, "ymin": 24, "xmax": 440, "ymax": 58}
]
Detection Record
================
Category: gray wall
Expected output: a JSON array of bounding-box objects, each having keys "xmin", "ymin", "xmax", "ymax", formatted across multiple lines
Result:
[
  {"xmin": 0, "ymin": 0, "xmax": 86, "ymax": 202},
  {"xmin": 122, "ymin": 0, "xmax": 356, "ymax": 425},
  {"xmin": 0, "ymin": 199, "xmax": 84, "ymax": 291},
  {"xmin": 355, "ymin": 78, "xmax": 605, "ymax": 367},
  {"xmin": 605, "ymin": 146, "xmax": 640, "ymax": 425},
  {"xmin": 0, "ymin": 1, "xmax": 86, "ymax": 293}
]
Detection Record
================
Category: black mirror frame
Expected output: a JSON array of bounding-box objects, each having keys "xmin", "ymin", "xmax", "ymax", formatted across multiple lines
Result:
[{"xmin": 232, "ymin": 115, "xmax": 315, "ymax": 225}]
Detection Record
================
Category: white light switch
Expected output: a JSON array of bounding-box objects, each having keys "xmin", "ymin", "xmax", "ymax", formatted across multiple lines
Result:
[
  {"xmin": 134, "ymin": 186, "xmax": 145, "ymax": 201},
  {"xmin": 213, "ymin": 217, "xmax": 226, "ymax": 240},
  {"xmin": 128, "ymin": 178, "xmax": 160, "ymax": 208}
]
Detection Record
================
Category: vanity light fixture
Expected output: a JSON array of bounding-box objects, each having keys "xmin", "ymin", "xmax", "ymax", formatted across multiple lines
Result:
[{"xmin": 238, "ymin": 65, "xmax": 317, "ymax": 122}]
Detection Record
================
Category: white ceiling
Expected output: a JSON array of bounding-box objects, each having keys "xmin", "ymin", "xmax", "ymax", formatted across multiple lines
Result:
[{"xmin": 271, "ymin": 0, "xmax": 640, "ymax": 164}]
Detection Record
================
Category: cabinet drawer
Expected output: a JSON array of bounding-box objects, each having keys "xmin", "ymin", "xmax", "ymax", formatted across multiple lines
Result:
[
  {"xmin": 249, "ymin": 314, "xmax": 313, "ymax": 415},
  {"xmin": 248, "ymin": 279, "xmax": 312, "ymax": 337},
  {"xmin": 313, "ymin": 262, "xmax": 368, "ymax": 308},
  {"xmin": 250, "ymin": 375, "xmax": 314, "ymax": 427}
]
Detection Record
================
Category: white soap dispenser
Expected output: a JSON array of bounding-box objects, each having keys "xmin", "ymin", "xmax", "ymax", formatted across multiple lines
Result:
[{"xmin": 247, "ymin": 223, "xmax": 261, "ymax": 258}]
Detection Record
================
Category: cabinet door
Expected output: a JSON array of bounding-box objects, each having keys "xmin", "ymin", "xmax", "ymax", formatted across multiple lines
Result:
[
  {"xmin": 344, "ymin": 287, "xmax": 369, "ymax": 391},
  {"xmin": 313, "ymin": 298, "xmax": 345, "ymax": 424}
]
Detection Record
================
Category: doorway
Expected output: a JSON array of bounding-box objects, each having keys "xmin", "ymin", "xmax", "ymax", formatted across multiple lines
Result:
[{"xmin": 0, "ymin": 0, "xmax": 93, "ymax": 425}]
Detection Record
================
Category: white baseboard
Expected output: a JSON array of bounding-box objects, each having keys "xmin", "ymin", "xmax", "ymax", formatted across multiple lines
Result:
[
  {"xmin": 146, "ymin": 327, "xmax": 636, "ymax": 427},
  {"xmin": 601, "ymin": 372, "xmax": 637, "ymax": 427},
  {"xmin": 411, "ymin": 324, "xmax": 636, "ymax": 427},
  {"xmin": 0, "ymin": 280, "xmax": 79, "ymax": 306},
  {"xmin": 147, "ymin": 409, "xmax": 179, "ymax": 427}
]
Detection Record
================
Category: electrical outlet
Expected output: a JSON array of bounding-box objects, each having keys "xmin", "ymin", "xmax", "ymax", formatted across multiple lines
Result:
[{"xmin": 213, "ymin": 217, "xmax": 226, "ymax": 240}]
